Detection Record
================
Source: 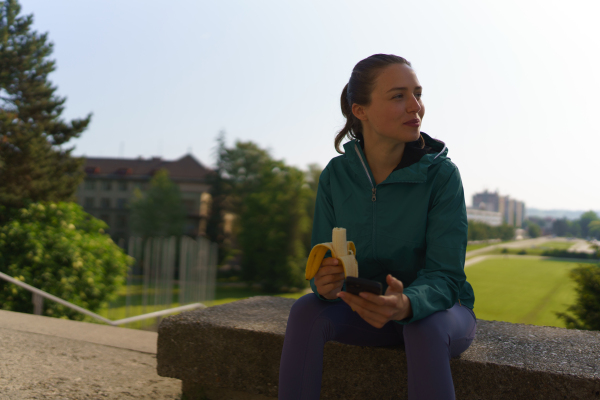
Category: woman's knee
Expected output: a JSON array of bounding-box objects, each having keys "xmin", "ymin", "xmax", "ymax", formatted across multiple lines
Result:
[
  {"xmin": 287, "ymin": 293, "xmax": 327, "ymax": 326},
  {"xmin": 403, "ymin": 309, "xmax": 450, "ymax": 346}
]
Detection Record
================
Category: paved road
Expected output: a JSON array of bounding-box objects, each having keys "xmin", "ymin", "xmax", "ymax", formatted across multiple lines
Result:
[{"xmin": 567, "ymin": 240, "xmax": 597, "ymax": 254}]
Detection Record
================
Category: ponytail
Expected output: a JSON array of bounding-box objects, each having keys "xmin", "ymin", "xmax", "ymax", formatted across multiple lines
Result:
[{"xmin": 334, "ymin": 84, "xmax": 365, "ymax": 154}]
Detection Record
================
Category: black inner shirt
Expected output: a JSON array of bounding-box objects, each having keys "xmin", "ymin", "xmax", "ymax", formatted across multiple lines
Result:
[{"xmin": 358, "ymin": 138, "xmax": 433, "ymax": 171}]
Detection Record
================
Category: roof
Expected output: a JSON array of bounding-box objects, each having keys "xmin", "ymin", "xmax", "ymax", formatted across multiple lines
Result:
[{"xmin": 82, "ymin": 154, "xmax": 213, "ymax": 182}]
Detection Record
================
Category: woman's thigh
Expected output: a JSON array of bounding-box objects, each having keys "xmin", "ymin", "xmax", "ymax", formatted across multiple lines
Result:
[
  {"xmin": 288, "ymin": 294, "xmax": 404, "ymax": 347},
  {"xmin": 403, "ymin": 302, "xmax": 477, "ymax": 357}
]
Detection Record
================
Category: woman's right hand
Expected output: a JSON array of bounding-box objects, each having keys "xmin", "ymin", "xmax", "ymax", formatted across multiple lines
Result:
[{"xmin": 314, "ymin": 257, "xmax": 345, "ymax": 300}]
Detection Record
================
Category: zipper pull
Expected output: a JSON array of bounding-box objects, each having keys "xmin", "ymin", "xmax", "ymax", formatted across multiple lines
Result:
[{"xmin": 372, "ymin": 187, "xmax": 376, "ymax": 202}]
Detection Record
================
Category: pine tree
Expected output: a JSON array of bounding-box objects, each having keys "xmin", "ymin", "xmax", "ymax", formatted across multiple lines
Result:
[
  {"xmin": 206, "ymin": 132, "xmax": 235, "ymax": 266},
  {"xmin": 0, "ymin": 0, "xmax": 91, "ymax": 216}
]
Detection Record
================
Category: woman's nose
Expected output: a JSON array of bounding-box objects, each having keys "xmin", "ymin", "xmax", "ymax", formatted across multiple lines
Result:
[{"xmin": 406, "ymin": 95, "xmax": 421, "ymax": 113}]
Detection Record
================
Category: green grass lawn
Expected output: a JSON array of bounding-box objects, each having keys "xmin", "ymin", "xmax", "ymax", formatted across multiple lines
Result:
[
  {"xmin": 96, "ymin": 283, "xmax": 308, "ymax": 329},
  {"xmin": 465, "ymin": 257, "xmax": 594, "ymax": 327}
]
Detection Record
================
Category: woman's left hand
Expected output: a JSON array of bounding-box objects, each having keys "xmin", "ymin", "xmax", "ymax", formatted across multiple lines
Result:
[{"xmin": 337, "ymin": 274, "xmax": 413, "ymax": 328}]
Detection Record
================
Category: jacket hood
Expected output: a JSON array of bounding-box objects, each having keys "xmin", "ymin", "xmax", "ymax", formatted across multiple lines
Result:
[{"xmin": 342, "ymin": 132, "xmax": 449, "ymax": 184}]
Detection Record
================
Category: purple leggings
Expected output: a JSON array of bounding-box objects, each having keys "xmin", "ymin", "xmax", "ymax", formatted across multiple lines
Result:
[{"xmin": 278, "ymin": 293, "xmax": 477, "ymax": 400}]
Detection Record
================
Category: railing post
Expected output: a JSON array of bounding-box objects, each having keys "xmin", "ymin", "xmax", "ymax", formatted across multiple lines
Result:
[{"xmin": 32, "ymin": 292, "xmax": 44, "ymax": 315}]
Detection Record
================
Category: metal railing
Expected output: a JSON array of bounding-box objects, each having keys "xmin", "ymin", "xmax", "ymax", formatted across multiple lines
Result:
[{"xmin": 0, "ymin": 270, "xmax": 206, "ymax": 326}]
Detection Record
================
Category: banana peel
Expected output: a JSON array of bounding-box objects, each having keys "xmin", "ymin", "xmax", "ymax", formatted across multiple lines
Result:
[{"xmin": 305, "ymin": 227, "xmax": 357, "ymax": 280}]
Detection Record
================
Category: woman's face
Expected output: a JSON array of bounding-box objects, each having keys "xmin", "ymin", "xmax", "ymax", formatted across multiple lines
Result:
[{"xmin": 354, "ymin": 63, "xmax": 425, "ymax": 144}]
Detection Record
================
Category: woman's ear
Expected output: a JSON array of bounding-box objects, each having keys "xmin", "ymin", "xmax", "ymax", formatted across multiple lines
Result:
[{"xmin": 352, "ymin": 103, "xmax": 368, "ymax": 121}]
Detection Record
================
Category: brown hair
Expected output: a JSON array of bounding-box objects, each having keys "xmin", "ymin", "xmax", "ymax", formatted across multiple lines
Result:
[{"xmin": 334, "ymin": 54, "xmax": 424, "ymax": 154}]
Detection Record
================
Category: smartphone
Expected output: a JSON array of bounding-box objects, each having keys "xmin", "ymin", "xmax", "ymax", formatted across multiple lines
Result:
[{"xmin": 344, "ymin": 276, "xmax": 382, "ymax": 296}]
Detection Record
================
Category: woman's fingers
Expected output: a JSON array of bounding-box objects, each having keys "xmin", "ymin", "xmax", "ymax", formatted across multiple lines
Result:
[
  {"xmin": 314, "ymin": 258, "xmax": 347, "ymax": 299},
  {"xmin": 339, "ymin": 292, "xmax": 398, "ymax": 323},
  {"xmin": 359, "ymin": 292, "xmax": 400, "ymax": 308},
  {"xmin": 340, "ymin": 293, "xmax": 391, "ymax": 328}
]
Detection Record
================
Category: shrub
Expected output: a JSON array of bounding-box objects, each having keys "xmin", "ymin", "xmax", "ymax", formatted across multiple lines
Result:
[
  {"xmin": 555, "ymin": 263, "xmax": 600, "ymax": 330},
  {"xmin": 0, "ymin": 202, "xmax": 132, "ymax": 320},
  {"xmin": 541, "ymin": 249, "xmax": 597, "ymax": 260}
]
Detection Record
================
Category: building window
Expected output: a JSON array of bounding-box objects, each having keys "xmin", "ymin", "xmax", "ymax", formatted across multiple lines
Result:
[
  {"xmin": 118, "ymin": 181, "xmax": 128, "ymax": 191},
  {"xmin": 101, "ymin": 198, "xmax": 111, "ymax": 209},
  {"xmin": 116, "ymin": 215, "xmax": 127, "ymax": 229},
  {"xmin": 84, "ymin": 197, "xmax": 94, "ymax": 208},
  {"xmin": 102, "ymin": 181, "xmax": 112, "ymax": 191},
  {"xmin": 117, "ymin": 198, "xmax": 127, "ymax": 209},
  {"xmin": 85, "ymin": 180, "xmax": 96, "ymax": 190}
]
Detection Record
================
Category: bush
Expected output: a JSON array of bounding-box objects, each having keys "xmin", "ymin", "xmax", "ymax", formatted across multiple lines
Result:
[
  {"xmin": 541, "ymin": 249, "xmax": 597, "ymax": 260},
  {"xmin": 0, "ymin": 202, "xmax": 132, "ymax": 320},
  {"xmin": 555, "ymin": 263, "xmax": 600, "ymax": 330}
]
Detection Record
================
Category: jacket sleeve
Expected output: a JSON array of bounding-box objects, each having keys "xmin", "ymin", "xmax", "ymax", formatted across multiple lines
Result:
[
  {"xmin": 309, "ymin": 166, "xmax": 343, "ymax": 302},
  {"xmin": 396, "ymin": 163, "xmax": 468, "ymax": 324}
]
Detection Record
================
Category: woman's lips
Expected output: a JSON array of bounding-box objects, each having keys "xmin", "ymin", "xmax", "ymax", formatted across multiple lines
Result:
[{"xmin": 403, "ymin": 119, "xmax": 420, "ymax": 127}]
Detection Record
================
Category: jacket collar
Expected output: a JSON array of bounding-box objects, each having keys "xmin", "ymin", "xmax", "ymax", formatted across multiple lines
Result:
[{"xmin": 343, "ymin": 132, "xmax": 448, "ymax": 185}]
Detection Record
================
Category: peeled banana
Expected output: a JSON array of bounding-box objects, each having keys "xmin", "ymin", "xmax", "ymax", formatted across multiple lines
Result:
[{"xmin": 305, "ymin": 227, "xmax": 358, "ymax": 280}]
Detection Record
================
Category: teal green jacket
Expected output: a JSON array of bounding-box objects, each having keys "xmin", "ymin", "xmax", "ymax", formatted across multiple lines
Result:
[{"xmin": 309, "ymin": 133, "xmax": 475, "ymax": 324}]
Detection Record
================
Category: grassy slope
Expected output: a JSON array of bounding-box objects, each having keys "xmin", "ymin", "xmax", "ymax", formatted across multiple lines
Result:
[{"xmin": 465, "ymin": 258, "xmax": 592, "ymax": 327}]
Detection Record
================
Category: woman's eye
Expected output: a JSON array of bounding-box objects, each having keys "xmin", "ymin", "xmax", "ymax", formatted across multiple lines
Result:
[
  {"xmin": 393, "ymin": 94, "xmax": 403, "ymax": 99},
  {"xmin": 415, "ymin": 93, "xmax": 422, "ymax": 98}
]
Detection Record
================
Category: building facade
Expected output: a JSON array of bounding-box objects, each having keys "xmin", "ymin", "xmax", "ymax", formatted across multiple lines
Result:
[
  {"xmin": 466, "ymin": 208, "xmax": 503, "ymax": 226},
  {"xmin": 76, "ymin": 154, "xmax": 212, "ymax": 242},
  {"xmin": 471, "ymin": 190, "xmax": 526, "ymax": 227}
]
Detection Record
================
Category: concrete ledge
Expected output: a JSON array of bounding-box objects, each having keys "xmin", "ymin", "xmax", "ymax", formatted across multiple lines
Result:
[{"xmin": 157, "ymin": 296, "xmax": 600, "ymax": 399}]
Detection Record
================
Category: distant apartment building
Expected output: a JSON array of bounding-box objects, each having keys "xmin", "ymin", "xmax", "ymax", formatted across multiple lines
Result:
[
  {"xmin": 470, "ymin": 190, "xmax": 525, "ymax": 227},
  {"xmin": 466, "ymin": 208, "xmax": 502, "ymax": 226},
  {"xmin": 76, "ymin": 154, "xmax": 213, "ymax": 242},
  {"xmin": 472, "ymin": 190, "xmax": 499, "ymax": 212}
]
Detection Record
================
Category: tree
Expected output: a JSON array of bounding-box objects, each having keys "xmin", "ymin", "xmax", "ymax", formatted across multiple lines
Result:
[
  {"xmin": 210, "ymin": 138, "xmax": 312, "ymax": 290},
  {"xmin": 467, "ymin": 221, "xmax": 514, "ymax": 241},
  {"xmin": 238, "ymin": 159, "xmax": 311, "ymax": 292},
  {"xmin": 555, "ymin": 263, "xmax": 600, "ymax": 331},
  {"xmin": 589, "ymin": 221, "xmax": 600, "ymax": 240},
  {"xmin": 580, "ymin": 211, "xmax": 599, "ymax": 238},
  {"xmin": 552, "ymin": 218, "xmax": 569, "ymax": 237},
  {"xmin": 0, "ymin": 1, "xmax": 91, "ymax": 216},
  {"xmin": 0, "ymin": 202, "xmax": 131, "ymax": 320},
  {"xmin": 302, "ymin": 163, "xmax": 322, "ymax": 254},
  {"xmin": 527, "ymin": 222, "xmax": 541, "ymax": 238},
  {"xmin": 206, "ymin": 132, "xmax": 237, "ymax": 266},
  {"xmin": 207, "ymin": 137, "xmax": 280, "ymax": 268},
  {"xmin": 129, "ymin": 169, "xmax": 186, "ymax": 237}
]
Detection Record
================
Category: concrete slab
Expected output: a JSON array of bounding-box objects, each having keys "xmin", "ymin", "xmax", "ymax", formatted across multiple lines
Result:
[
  {"xmin": 0, "ymin": 309, "xmax": 157, "ymax": 354},
  {"xmin": 0, "ymin": 326, "xmax": 180, "ymax": 399}
]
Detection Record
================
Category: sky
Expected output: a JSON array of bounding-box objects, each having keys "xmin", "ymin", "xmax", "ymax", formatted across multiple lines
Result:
[{"xmin": 19, "ymin": 0, "xmax": 600, "ymax": 211}]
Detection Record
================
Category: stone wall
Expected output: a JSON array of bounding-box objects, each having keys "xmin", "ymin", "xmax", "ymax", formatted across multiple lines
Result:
[{"xmin": 157, "ymin": 296, "xmax": 600, "ymax": 399}]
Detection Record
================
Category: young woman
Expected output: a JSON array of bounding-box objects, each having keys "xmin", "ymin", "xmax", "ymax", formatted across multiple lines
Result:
[{"xmin": 278, "ymin": 54, "xmax": 476, "ymax": 400}]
